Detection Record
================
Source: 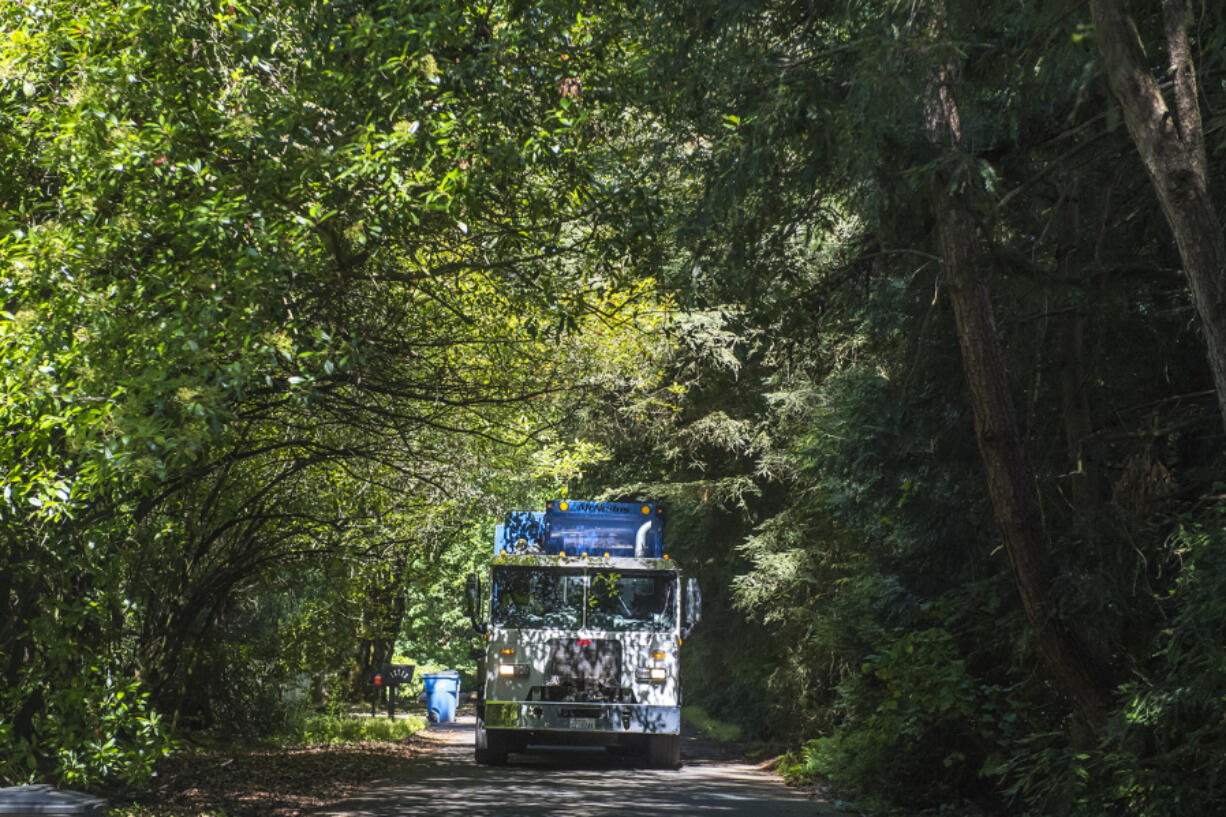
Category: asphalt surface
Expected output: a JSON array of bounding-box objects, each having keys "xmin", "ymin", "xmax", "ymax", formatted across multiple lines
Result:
[{"xmin": 316, "ymin": 715, "xmax": 840, "ymax": 817}]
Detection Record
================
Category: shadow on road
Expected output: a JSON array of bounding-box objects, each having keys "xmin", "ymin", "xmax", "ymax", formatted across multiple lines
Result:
[{"xmin": 316, "ymin": 716, "xmax": 833, "ymax": 817}]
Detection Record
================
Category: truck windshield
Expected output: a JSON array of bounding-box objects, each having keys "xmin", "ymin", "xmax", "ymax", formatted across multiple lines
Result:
[
  {"xmin": 491, "ymin": 567, "xmax": 586, "ymax": 629},
  {"xmin": 491, "ymin": 567, "xmax": 676, "ymax": 632},
  {"xmin": 586, "ymin": 571, "xmax": 675, "ymax": 632}
]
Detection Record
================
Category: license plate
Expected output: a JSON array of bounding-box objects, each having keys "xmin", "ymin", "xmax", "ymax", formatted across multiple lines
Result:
[{"xmin": 569, "ymin": 717, "xmax": 596, "ymax": 730}]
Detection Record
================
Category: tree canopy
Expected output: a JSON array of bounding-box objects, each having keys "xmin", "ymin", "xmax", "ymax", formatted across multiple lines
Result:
[
  {"xmin": 6, "ymin": 0, "xmax": 1226, "ymax": 814},
  {"xmin": 1, "ymin": 0, "xmax": 664, "ymax": 784}
]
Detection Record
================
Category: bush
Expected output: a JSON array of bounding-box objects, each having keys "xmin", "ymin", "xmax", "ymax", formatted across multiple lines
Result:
[
  {"xmin": 0, "ymin": 665, "xmax": 175, "ymax": 788},
  {"xmin": 782, "ymin": 627, "xmax": 1021, "ymax": 813}
]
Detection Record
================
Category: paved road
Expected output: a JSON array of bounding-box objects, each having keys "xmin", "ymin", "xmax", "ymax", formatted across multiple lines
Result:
[{"xmin": 317, "ymin": 715, "xmax": 838, "ymax": 817}]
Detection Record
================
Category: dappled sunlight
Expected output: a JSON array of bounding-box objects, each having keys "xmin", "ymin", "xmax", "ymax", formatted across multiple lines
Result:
[{"xmin": 316, "ymin": 717, "xmax": 830, "ymax": 816}]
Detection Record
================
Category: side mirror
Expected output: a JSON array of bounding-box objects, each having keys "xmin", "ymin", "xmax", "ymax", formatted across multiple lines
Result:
[
  {"xmin": 682, "ymin": 577, "xmax": 702, "ymax": 638},
  {"xmin": 465, "ymin": 573, "xmax": 487, "ymax": 634}
]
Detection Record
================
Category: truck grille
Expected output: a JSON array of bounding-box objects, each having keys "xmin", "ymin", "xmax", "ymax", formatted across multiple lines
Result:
[{"xmin": 546, "ymin": 638, "xmax": 622, "ymax": 682}]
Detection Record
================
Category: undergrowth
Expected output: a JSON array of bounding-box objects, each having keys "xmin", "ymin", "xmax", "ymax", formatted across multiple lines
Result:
[
  {"xmin": 275, "ymin": 711, "xmax": 426, "ymax": 745},
  {"xmin": 682, "ymin": 705, "xmax": 744, "ymax": 743}
]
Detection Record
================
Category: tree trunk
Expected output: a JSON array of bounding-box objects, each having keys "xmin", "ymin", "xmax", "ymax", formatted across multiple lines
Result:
[
  {"xmin": 1089, "ymin": 0, "xmax": 1226, "ymax": 430},
  {"xmin": 357, "ymin": 551, "xmax": 410, "ymax": 688},
  {"xmin": 1059, "ymin": 309, "xmax": 1100, "ymax": 515},
  {"xmin": 926, "ymin": 57, "xmax": 1116, "ymax": 727}
]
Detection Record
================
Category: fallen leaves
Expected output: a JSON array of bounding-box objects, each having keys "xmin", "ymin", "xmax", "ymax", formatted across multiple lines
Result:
[{"xmin": 106, "ymin": 738, "xmax": 424, "ymax": 817}]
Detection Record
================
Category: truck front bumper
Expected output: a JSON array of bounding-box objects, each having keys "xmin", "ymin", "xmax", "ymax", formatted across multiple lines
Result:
[{"xmin": 483, "ymin": 700, "xmax": 681, "ymax": 735}]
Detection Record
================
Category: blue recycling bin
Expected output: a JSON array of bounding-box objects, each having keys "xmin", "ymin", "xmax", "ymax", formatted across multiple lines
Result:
[{"xmin": 423, "ymin": 670, "xmax": 461, "ymax": 723}]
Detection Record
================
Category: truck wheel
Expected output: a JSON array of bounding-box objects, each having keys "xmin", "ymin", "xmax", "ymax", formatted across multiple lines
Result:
[
  {"xmin": 475, "ymin": 717, "xmax": 509, "ymax": 766},
  {"xmin": 647, "ymin": 734, "xmax": 680, "ymax": 769}
]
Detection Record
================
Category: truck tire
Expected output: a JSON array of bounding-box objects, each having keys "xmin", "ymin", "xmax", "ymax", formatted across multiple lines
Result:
[
  {"xmin": 474, "ymin": 717, "xmax": 509, "ymax": 766},
  {"xmin": 647, "ymin": 734, "xmax": 681, "ymax": 769}
]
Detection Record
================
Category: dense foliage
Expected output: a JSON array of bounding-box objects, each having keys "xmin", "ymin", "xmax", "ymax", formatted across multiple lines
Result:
[
  {"xmin": 0, "ymin": 0, "xmax": 661, "ymax": 786},
  {"xmin": 565, "ymin": 0, "xmax": 1226, "ymax": 814},
  {"xmin": 6, "ymin": 0, "xmax": 1226, "ymax": 814}
]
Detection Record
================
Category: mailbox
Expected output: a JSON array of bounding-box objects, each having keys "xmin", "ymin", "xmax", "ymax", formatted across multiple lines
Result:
[
  {"xmin": 371, "ymin": 664, "xmax": 414, "ymax": 718},
  {"xmin": 380, "ymin": 664, "xmax": 415, "ymax": 686}
]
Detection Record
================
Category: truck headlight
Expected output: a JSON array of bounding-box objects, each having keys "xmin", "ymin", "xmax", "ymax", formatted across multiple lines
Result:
[
  {"xmin": 636, "ymin": 667, "xmax": 667, "ymax": 684},
  {"xmin": 498, "ymin": 663, "xmax": 529, "ymax": 678}
]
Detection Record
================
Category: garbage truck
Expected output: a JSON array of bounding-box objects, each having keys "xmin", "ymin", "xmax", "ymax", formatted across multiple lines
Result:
[{"xmin": 464, "ymin": 499, "xmax": 701, "ymax": 768}]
